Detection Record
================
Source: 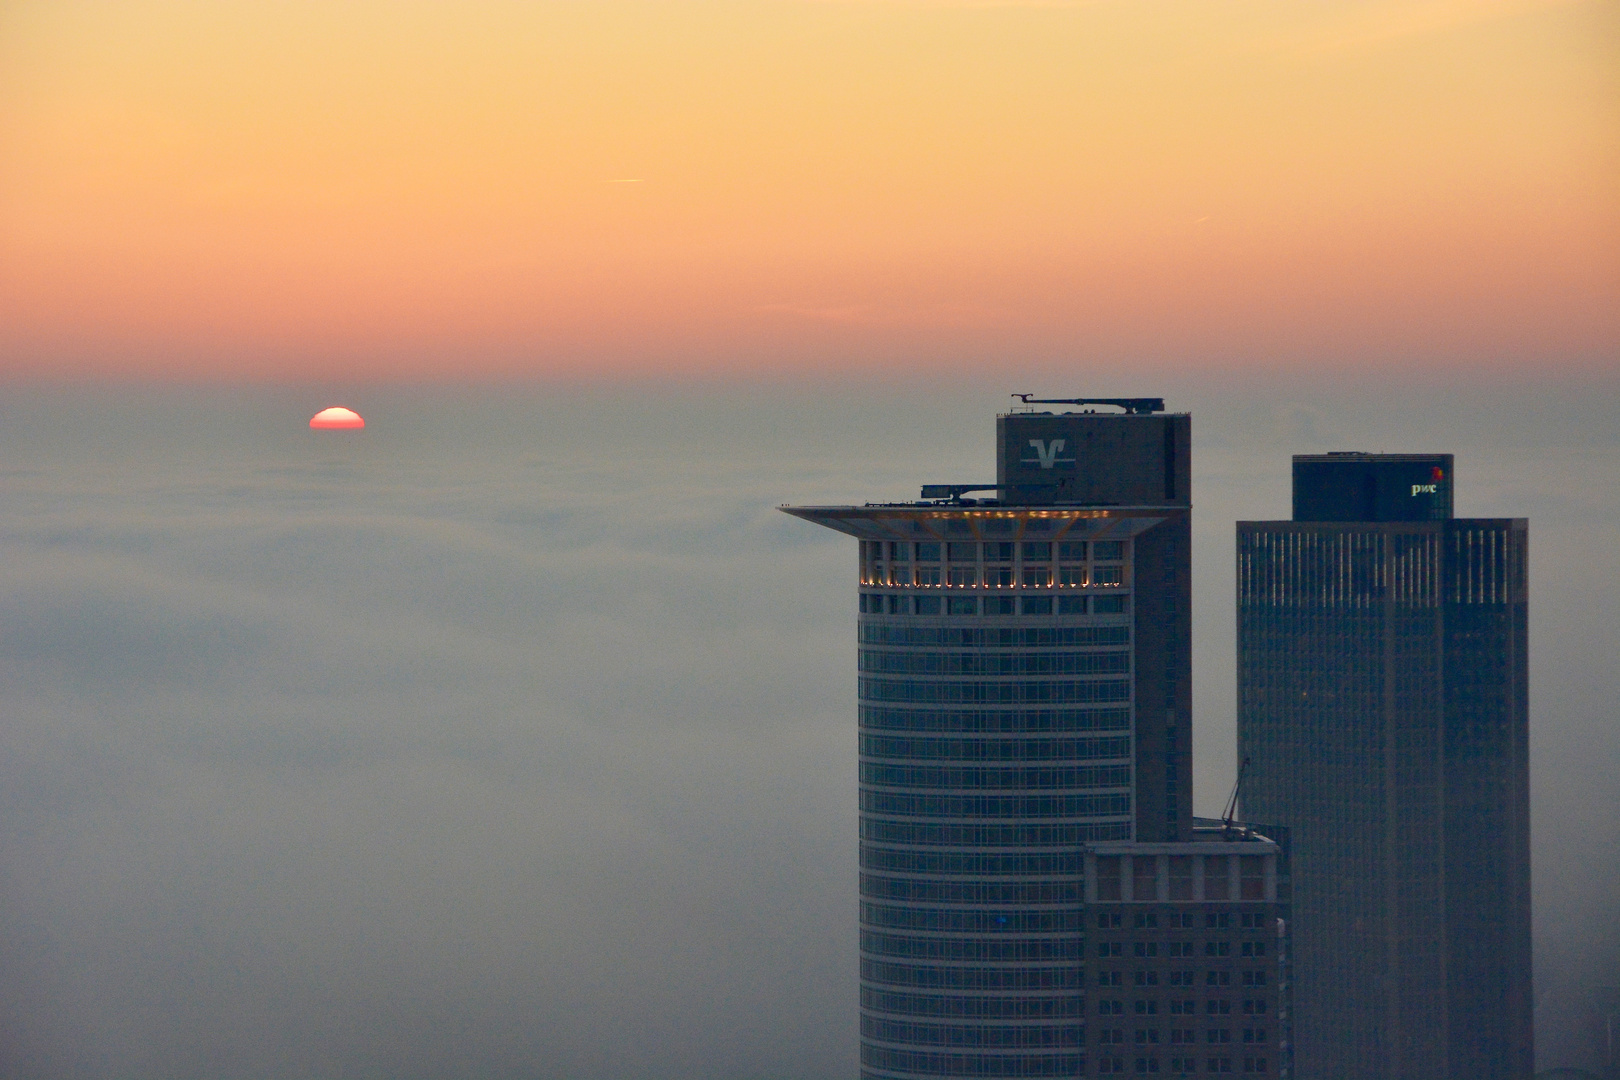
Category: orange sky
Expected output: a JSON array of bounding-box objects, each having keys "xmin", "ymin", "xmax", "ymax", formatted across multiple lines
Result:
[{"xmin": 0, "ymin": 0, "xmax": 1614, "ymax": 380}]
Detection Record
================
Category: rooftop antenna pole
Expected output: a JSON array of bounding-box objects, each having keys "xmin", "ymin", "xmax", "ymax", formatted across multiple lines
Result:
[{"xmin": 1223, "ymin": 757, "xmax": 1251, "ymax": 835}]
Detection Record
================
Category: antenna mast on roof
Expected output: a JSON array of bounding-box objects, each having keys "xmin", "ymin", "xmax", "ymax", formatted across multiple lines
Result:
[
  {"xmin": 1013, "ymin": 394, "xmax": 1165, "ymax": 415},
  {"xmin": 1223, "ymin": 757, "xmax": 1251, "ymax": 835}
]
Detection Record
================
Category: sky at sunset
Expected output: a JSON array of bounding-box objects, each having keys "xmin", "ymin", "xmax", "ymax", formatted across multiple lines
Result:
[{"xmin": 1, "ymin": 0, "xmax": 1615, "ymax": 380}]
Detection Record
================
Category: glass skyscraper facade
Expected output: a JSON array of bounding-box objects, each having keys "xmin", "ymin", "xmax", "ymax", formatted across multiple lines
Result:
[
  {"xmin": 787, "ymin": 405, "xmax": 1291, "ymax": 1079},
  {"xmin": 1237, "ymin": 454, "xmax": 1531, "ymax": 1080}
]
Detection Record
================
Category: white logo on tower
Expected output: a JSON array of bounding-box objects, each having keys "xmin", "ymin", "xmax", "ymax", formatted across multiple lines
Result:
[{"xmin": 1024, "ymin": 439, "xmax": 1075, "ymax": 469}]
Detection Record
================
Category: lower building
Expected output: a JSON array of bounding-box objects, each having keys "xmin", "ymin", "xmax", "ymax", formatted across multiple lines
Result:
[{"xmin": 1083, "ymin": 823, "xmax": 1293, "ymax": 1078}]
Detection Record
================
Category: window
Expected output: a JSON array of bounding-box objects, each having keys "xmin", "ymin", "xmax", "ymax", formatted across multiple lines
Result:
[
  {"xmin": 1100, "ymin": 972, "xmax": 1125, "ymax": 987},
  {"xmin": 1095, "ymin": 540, "xmax": 1125, "ymax": 559},
  {"xmin": 1242, "ymin": 1029, "xmax": 1266, "ymax": 1044},
  {"xmin": 1204, "ymin": 860, "xmax": 1230, "ymax": 902},
  {"xmin": 1135, "ymin": 942, "xmax": 1159, "ymax": 958},
  {"xmin": 1095, "ymin": 595, "xmax": 1129, "ymax": 613},
  {"xmin": 1168, "ymin": 943, "xmax": 1195, "ymax": 958},
  {"xmin": 913, "ymin": 596, "xmax": 941, "ymax": 615},
  {"xmin": 1206, "ymin": 1030, "xmax": 1231, "ymax": 1044},
  {"xmin": 1207, "ymin": 1057, "xmax": 1233, "ymax": 1073},
  {"xmin": 1022, "ymin": 541, "xmax": 1053, "ymax": 561},
  {"xmin": 946, "ymin": 542, "xmax": 978, "ymax": 562},
  {"xmin": 1136, "ymin": 1056, "xmax": 1161, "ymax": 1073},
  {"xmin": 1099, "ymin": 1029, "xmax": 1125, "ymax": 1045},
  {"xmin": 1240, "ymin": 942, "xmax": 1266, "ymax": 958},
  {"xmin": 1206, "ymin": 972, "xmax": 1231, "ymax": 987},
  {"xmin": 1097, "ymin": 857, "xmax": 1123, "ymax": 901},
  {"xmin": 1168, "ymin": 1057, "xmax": 1197, "ymax": 1074},
  {"xmin": 1099, "ymin": 913, "xmax": 1123, "ymax": 929},
  {"xmin": 1021, "ymin": 596, "xmax": 1053, "ymax": 615},
  {"xmin": 1134, "ymin": 912, "xmax": 1160, "ymax": 929},
  {"xmin": 915, "ymin": 542, "xmax": 940, "ymax": 561},
  {"xmin": 1099, "ymin": 1058, "xmax": 1126, "ymax": 1074},
  {"xmin": 1242, "ymin": 1057, "xmax": 1267, "ymax": 1073},
  {"xmin": 1060, "ymin": 566, "xmax": 1087, "ymax": 587},
  {"xmin": 1099, "ymin": 1000, "xmax": 1126, "ymax": 1015},
  {"xmin": 1092, "ymin": 565, "xmax": 1125, "ymax": 586},
  {"xmin": 888, "ymin": 542, "xmax": 909, "ymax": 561},
  {"xmin": 988, "ymin": 566, "xmax": 1017, "ymax": 587},
  {"xmin": 1134, "ymin": 858, "xmax": 1158, "ymax": 901},
  {"xmin": 983, "ymin": 542, "xmax": 1014, "ymax": 561},
  {"xmin": 1242, "ymin": 1000, "xmax": 1268, "ymax": 1015},
  {"xmin": 947, "ymin": 567, "xmax": 977, "ymax": 587},
  {"xmin": 1169, "ymin": 912, "xmax": 1196, "ymax": 929},
  {"xmin": 1168, "ymin": 973, "xmax": 1195, "ymax": 988},
  {"xmin": 1204, "ymin": 942, "xmax": 1231, "ymax": 957},
  {"xmin": 1059, "ymin": 540, "xmax": 1088, "ymax": 560},
  {"xmin": 984, "ymin": 596, "xmax": 1015, "ymax": 615},
  {"xmin": 946, "ymin": 597, "xmax": 978, "ymax": 616},
  {"xmin": 914, "ymin": 566, "xmax": 942, "ymax": 586},
  {"xmin": 1169, "ymin": 1000, "xmax": 1194, "ymax": 1015},
  {"xmin": 1239, "ymin": 914, "xmax": 1265, "ymax": 930},
  {"xmin": 1058, "ymin": 595, "xmax": 1089, "ymax": 614},
  {"xmin": 1205, "ymin": 1000, "xmax": 1231, "ymax": 1016},
  {"xmin": 1135, "ymin": 972, "xmax": 1159, "ymax": 987},
  {"xmin": 1100, "ymin": 943, "xmax": 1124, "ymax": 958},
  {"xmin": 1242, "ymin": 972, "xmax": 1267, "ymax": 987},
  {"xmin": 1134, "ymin": 1000, "xmax": 1159, "ymax": 1015},
  {"xmin": 1135, "ymin": 1029, "xmax": 1160, "ymax": 1045},
  {"xmin": 1023, "ymin": 566, "xmax": 1053, "ymax": 587},
  {"xmin": 1205, "ymin": 912, "xmax": 1231, "ymax": 930},
  {"xmin": 1240, "ymin": 856, "xmax": 1266, "ymax": 900},
  {"xmin": 1169, "ymin": 857, "xmax": 1195, "ymax": 900},
  {"xmin": 1169, "ymin": 1029, "xmax": 1196, "ymax": 1045}
]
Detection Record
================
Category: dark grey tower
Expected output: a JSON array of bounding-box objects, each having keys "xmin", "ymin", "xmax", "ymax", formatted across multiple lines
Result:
[{"xmin": 1237, "ymin": 453, "xmax": 1532, "ymax": 1080}]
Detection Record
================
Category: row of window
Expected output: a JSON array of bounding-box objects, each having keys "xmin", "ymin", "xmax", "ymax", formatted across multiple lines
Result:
[
  {"xmin": 859, "ymin": 790, "xmax": 1135, "ymax": 820},
  {"xmin": 862, "ymin": 1016, "xmax": 1086, "ymax": 1048},
  {"xmin": 861, "ymin": 593, "xmax": 1131, "ymax": 615},
  {"xmin": 860, "ymin": 988, "xmax": 1085, "ymax": 1019},
  {"xmin": 1098, "ymin": 942, "xmax": 1268, "ymax": 959},
  {"xmin": 860, "ymin": 763, "xmax": 1133, "ymax": 791},
  {"xmin": 861, "ymin": 903, "xmax": 1087, "ymax": 934},
  {"xmin": 1098, "ymin": 913, "xmax": 1272, "ymax": 931},
  {"xmin": 860, "ymin": 818, "xmax": 1132, "ymax": 848},
  {"xmin": 861, "ymin": 847, "xmax": 1085, "ymax": 876},
  {"xmin": 862, "ymin": 932, "xmax": 1086, "ymax": 963},
  {"xmin": 860, "ymin": 624, "xmax": 1131, "ymax": 648},
  {"xmin": 859, "ymin": 650, "xmax": 1132, "ymax": 676},
  {"xmin": 861, "ymin": 734, "xmax": 1134, "ymax": 763},
  {"xmin": 861, "ymin": 958, "xmax": 1084, "ymax": 990},
  {"xmin": 865, "ymin": 540, "xmax": 1127, "ymax": 563},
  {"xmin": 1096, "ymin": 973, "xmax": 1270, "ymax": 992},
  {"xmin": 864, "ymin": 566, "xmax": 1128, "ymax": 587},
  {"xmin": 860, "ymin": 875, "xmax": 1083, "ymax": 905},
  {"xmin": 860, "ymin": 677, "xmax": 1132, "ymax": 705},
  {"xmin": 860, "ymin": 705, "xmax": 1133, "ymax": 734},
  {"xmin": 1096, "ymin": 1055, "xmax": 1269, "ymax": 1074},
  {"xmin": 1098, "ymin": 1029, "xmax": 1268, "ymax": 1046},
  {"xmin": 860, "ymin": 1046, "xmax": 1083, "ymax": 1076}
]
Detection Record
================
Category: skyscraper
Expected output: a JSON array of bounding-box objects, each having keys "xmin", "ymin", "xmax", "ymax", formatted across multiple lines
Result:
[
  {"xmin": 1237, "ymin": 453, "xmax": 1532, "ymax": 1080},
  {"xmin": 786, "ymin": 401, "xmax": 1291, "ymax": 1079}
]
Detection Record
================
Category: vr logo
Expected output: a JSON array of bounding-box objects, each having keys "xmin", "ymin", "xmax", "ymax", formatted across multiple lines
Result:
[
  {"xmin": 1411, "ymin": 483, "xmax": 1438, "ymax": 495},
  {"xmin": 1024, "ymin": 439, "xmax": 1075, "ymax": 470}
]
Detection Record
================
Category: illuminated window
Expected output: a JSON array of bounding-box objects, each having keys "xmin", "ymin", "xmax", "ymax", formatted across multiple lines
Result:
[
  {"xmin": 948, "ymin": 567, "xmax": 977, "ymax": 587},
  {"xmin": 914, "ymin": 566, "xmax": 942, "ymax": 586},
  {"xmin": 1093, "ymin": 565, "xmax": 1125, "ymax": 586},
  {"xmin": 1060, "ymin": 566, "xmax": 1087, "ymax": 587},
  {"xmin": 1023, "ymin": 567, "xmax": 1053, "ymax": 587}
]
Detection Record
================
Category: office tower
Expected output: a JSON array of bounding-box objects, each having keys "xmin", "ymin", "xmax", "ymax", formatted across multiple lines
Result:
[
  {"xmin": 1237, "ymin": 453, "xmax": 1532, "ymax": 1080},
  {"xmin": 785, "ymin": 400, "xmax": 1290, "ymax": 1079}
]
